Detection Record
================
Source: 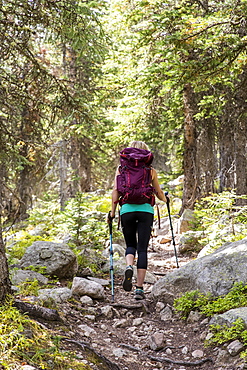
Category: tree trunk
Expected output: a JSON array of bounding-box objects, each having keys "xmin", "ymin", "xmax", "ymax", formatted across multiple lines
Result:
[
  {"xmin": 17, "ymin": 107, "xmax": 34, "ymax": 220},
  {"xmin": 197, "ymin": 117, "xmax": 217, "ymax": 195},
  {"xmin": 59, "ymin": 139, "xmax": 69, "ymax": 211},
  {"xmin": 180, "ymin": 83, "xmax": 200, "ymax": 214},
  {"xmin": 234, "ymin": 69, "xmax": 247, "ymax": 206},
  {"xmin": 218, "ymin": 115, "xmax": 235, "ymax": 192},
  {"xmin": 0, "ymin": 170, "xmax": 12, "ymax": 303}
]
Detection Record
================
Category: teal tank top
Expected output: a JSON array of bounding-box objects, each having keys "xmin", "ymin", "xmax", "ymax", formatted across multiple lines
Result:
[{"xmin": 120, "ymin": 203, "xmax": 154, "ymax": 216}]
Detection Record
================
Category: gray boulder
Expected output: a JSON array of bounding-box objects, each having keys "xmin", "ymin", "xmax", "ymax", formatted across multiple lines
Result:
[
  {"xmin": 38, "ymin": 287, "xmax": 72, "ymax": 304},
  {"xmin": 19, "ymin": 241, "xmax": 78, "ymax": 278},
  {"xmin": 11, "ymin": 269, "xmax": 49, "ymax": 286},
  {"xmin": 152, "ymin": 237, "xmax": 247, "ymax": 304},
  {"xmin": 210, "ymin": 307, "xmax": 247, "ymax": 328}
]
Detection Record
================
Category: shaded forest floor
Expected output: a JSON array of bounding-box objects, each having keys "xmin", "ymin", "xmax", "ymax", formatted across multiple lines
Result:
[{"xmin": 36, "ymin": 238, "xmax": 244, "ymax": 370}]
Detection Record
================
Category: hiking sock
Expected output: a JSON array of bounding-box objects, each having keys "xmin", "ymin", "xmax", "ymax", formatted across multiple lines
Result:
[{"xmin": 134, "ymin": 286, "xmax": 145, "ymax": 300}]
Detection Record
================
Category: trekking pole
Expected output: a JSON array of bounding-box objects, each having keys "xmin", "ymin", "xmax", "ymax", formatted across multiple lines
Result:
[
  {"xmin": 165, "ymin": 192, "xmax": 179, "ymax": 268},
  {"xmin": 108, "ymin": 211, "xmax": 114, "ymax": 302}
]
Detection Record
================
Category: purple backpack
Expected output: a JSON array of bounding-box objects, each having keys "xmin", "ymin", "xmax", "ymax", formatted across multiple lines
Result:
[{"xmin": 116, "ymin": 147, "xmax": 156, "ymax": 206}]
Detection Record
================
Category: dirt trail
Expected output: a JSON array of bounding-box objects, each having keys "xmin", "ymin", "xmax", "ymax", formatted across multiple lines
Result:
[{"xmin": 43, "ymin": 237, "xmax": 243, "ymax": 370}]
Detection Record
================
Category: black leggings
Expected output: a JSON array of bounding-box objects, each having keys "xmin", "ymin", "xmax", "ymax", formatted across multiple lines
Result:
[{"xmin": 121, "ymin": 212, "xmax": 154, "ymax": 270}]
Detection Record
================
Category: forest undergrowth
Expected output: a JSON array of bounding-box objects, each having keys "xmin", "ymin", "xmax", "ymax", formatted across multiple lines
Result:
[{"xmin": 1, "ymin": 190, "xmax": 247, "ymax": 369}]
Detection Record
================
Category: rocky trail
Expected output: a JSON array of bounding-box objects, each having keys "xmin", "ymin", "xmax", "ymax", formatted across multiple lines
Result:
[{"xmin": 37, "ymin": 234, "xmax": 244, "ymax": 370}]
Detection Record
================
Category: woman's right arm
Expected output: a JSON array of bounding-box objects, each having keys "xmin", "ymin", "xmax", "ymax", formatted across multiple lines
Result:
[
  {"xmin": 110, "ymin": 167, "xmax": 120, "ymax": 218},
  {"xmin": 151, "ymin": 168, "xmax": 167, "ymax": 202}
]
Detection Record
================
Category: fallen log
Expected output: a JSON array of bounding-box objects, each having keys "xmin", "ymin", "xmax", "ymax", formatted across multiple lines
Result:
[{"xmin": 14, "ymin": 299, "xmax": 61, "ymax": 321}]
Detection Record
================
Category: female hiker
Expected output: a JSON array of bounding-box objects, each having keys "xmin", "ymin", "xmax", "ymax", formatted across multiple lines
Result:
[{"xmin": 109, "ymin": 141, "xmax": 167, "ymax": 300}]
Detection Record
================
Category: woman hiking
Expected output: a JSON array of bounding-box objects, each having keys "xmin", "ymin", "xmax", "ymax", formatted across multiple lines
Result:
[{"xmin": 109, "ymin": 141, "xmax": 167, "ymax": 300}]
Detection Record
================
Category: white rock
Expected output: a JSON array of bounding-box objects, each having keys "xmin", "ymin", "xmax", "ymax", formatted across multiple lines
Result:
[
  {"xmin": 80, "ymin": 295, "xmax": 94, "ymax": 305},
  {"xmin": 192, "ymin": 349, "xmax": 204, "ymax": 358},
  {"xmin": 227, "ymin": 340, "xmax": 244, "ymax": 356},
  {"xmin": 156, "ymin": 301, "xmax": 165, "ymax": 313},
  {"xmin": 101, "ymin": 305, "xmax": 114, "ymax": 318},
  {"xmin": 182, "ymin": 346, "xmax": 188, "ymax": 354},
  {"xmin": 160, "ymin": 306, "xmax": 173, "ymax": 321},
  {"xmin": 78, "ymin": 324, "xmax": 96, "ymax": 337},
  {"xmin": 72, "ymin": 277, "xmax": 105, "ymax": 299},
  {"xmin": 113, "ymin": 319, "xmax": 129, "ymax": 328},
  {"xmin": 113, "ymin": 348, "xmax": 126, "ymax": 358},
  {"xmin": 133, "ymin": 318, "xmax": 144, "ymax": 326},
  {"xmin": 38, "ymin": 287, "xmax": 72, "ymax": 304}
]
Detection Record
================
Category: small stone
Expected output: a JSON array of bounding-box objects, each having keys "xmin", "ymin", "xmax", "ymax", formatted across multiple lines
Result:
[
  {"xmin": 160, "ymin": 306, "xmax": 173, "ymax": 321},
  {"xmin": 113, "ymin": 348, "xmax": 126, "ymax": 358},
  {"xmin": 80, "ymin": 295, "xmax": 94, "ymax": 306},
  {"xmin": 227, "ymin": 340, "xmax": 244, "ymax": 356},
  {"xmin": 182, "ymin": 346, "xmax": 188, "ymax": 354},
  {"xmin": 156, "ymin": 301, "xmax": 165, "ymax": 313},
  {"xmin": 187, "ymin": 310, "xmax": 202, "ymax": 323},
  {"xmin": 149, "ymin": 332, "xmax": 165, "ymax": 351},
  {"xmin": 192, "ymin": 349, "xmax": 204, "ymax": 358},
  {"xmin": 78, "ymin": 324, "xmax": 96, "ymax": 337},
  {"xmin": 113, "ymin": 319, "xmax": 129, "ymax": 328},
  {"xmin": 201, "ymin": 317, "xmax": 209, "ymax": 325},
  {"xmin": 101, "ymin": 305, "xmax": 114, "ymax": 318},
  {"xmin": 133, "ymin": 317, "xmax": 144, "ymax": 326},
  {"xmin": 104, "ymin": 338, "xmax": 111, "ymax": 343},
  {"xmin": 205, "ymin": 332, "xmax": 214, "ymax": 341},
  {"xmin": 166, "ymin": 348, "xmax": 172, "ymax": 355}
]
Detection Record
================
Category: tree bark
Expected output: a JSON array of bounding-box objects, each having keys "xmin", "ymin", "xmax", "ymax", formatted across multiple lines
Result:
[
  {"xmin": 234, "ymin": 69, "xmax": 247, "ymax": 206},
  {"xmin": 0, "ymin": 169, "xmax": 12, "ymax": 303},
  {"xmin": 59, "ymin": 139, "xmax": 69, "ymax": 211},
  {"xmin": 218, "ymin": 116, "xmax": 235, "ymax": 192},
  {"xmin": 197, "ymin": 117, "xmax": 217, "ymax": 195},
  {"xmin": 70, "ymin": 137, "xmax": 92, "ymax": 196},
  {"xmin": 180, "ymin": 83, "xmax": 200, "ymax": 214}
]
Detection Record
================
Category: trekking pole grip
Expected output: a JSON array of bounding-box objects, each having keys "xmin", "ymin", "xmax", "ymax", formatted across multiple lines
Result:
[
  {"xmin": 165, "ymin": 191, "xmax": 170, "ymax": 204},
  {"xmin": 108, "ymin": 211, "xmax": 113, "ymax": 233}
]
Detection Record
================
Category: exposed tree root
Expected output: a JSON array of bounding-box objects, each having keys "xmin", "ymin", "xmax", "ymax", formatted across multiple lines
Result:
[
  {"xmin": 62, "ymin": 338, "xmax": 121, "ymax": 370},
  {"xmin": 119, "ymin": 343, "xmax": 213, "ymax": 367},
  {"xmin": 147, "ymin": 354, "xmax": 213, "ymax": 366}
]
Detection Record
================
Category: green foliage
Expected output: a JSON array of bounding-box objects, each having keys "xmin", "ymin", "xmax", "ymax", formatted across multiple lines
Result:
[
  {"xmin": 174, "ymin": 282, "xmax": 247, "ymax": 320},
  {"xmin": 174, "ymin": 290, "xmax": 211, "ymax": 319},
  {"xmin": 174, "ymin": 283, "xmax": 247, "ymax": 357},
  {"xmin": 207, "ymin": 319, "xmax": 247, "ymax": 346},
  {"xmin": 207, "ymin": 318, "xmax": 247, "ymax": 358},
  {"xmin": 200, "ymin": 283, "xmax": 247, "ymax": 317},
  {"xmin": 193, "ymin": 191, "xmax": 247, "ymax": 251},
  {"xmin": 62, "ymin": 192, "xmax": 117, "ymax": 248},
  {"xmin": 16, "ymin": 279, "xmax": 40, "ymax": 297},
  {"xmin": 0, "ymin": 299, "xmax": 91, "ymax": 369}
]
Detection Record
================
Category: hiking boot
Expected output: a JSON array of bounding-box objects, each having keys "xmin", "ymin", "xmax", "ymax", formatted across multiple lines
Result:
[
  {"xmin": 134, "ymin": 288, "xmax": 145, "ymax": 300},
  {"xmin": 123, "ymin": 265, "xmax": 133, "ymax": 291}
]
